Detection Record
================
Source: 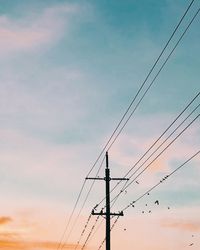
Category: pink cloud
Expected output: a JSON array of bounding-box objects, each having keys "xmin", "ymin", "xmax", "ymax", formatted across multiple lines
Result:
[
  {"xmin": 0, "ymin": 27, "xmax": 51, "ymax": 51},
  {"xmin": 109, "ymin": 113, "xmax": 200, "ymax": 173},
  {"xmin": 0, "ymin": 3, "xmax": 79, "ymax": 54},
  {"xmin": 161, "ymin": 220, "xmax": 200, "ymax": 232}
]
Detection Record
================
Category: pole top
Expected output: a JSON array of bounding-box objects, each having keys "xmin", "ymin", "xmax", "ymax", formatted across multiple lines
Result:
[{"xmin": 106, "ymin": 151, "xmax": 109, "ymax": 169}]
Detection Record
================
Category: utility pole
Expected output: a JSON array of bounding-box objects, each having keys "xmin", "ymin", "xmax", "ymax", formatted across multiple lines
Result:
[{"xmin": 86, "ymin": 152, "xmax": 129, "ymax": 250}]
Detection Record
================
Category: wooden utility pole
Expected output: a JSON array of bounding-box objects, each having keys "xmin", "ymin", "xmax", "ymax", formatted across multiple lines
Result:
[{"xmin": 86, "ymin": 152, "xmax": 128, "ymax": 250}]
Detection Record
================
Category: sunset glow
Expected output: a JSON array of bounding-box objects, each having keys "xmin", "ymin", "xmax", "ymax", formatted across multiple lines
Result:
[{"xmin": 0, "ymin": 0, "xmax": 200, "ymax": 250}]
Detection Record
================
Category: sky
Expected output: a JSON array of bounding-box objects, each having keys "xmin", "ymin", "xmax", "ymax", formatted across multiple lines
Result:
[{"xmin": 0, "ymin": 0, "xmax": 200, "ymax": 249}]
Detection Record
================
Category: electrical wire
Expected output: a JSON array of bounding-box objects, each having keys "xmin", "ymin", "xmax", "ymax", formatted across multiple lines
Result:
[{"xmin": 57, "ymin": 1, "xmax": 197, "ymax": 248}]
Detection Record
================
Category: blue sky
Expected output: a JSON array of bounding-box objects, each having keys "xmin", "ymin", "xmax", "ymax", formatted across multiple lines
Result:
[{"xmin": 0, "ymin": 0, "xmax": 200, "ymax": 249}]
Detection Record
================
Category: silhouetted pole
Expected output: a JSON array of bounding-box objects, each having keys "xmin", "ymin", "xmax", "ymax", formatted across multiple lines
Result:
[
  {"xmin": 86, "ymin": 152, "xmax": 129, "ymax": 250},
  {"xmin": 105, "ymin": 152, "xmax": 110, "ymax": 250}
]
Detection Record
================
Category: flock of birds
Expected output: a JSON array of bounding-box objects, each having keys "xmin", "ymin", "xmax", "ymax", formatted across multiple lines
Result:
[
  {"xmin": 121, "ymin": 180, "xmax": 197, "ymax": 248},
  {"xmin": 189, "ymin": 235, "xmax": 195, "ymax": 247}
]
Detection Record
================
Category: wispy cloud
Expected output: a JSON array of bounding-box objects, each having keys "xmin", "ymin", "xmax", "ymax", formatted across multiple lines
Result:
[
  {"xmin": 0, "ymin": 217, "xmax": 12, "ymax": 226},
  {"xmin": 0, "ymin": 239, "xmax": 82, "ymax": 249},
  {"xmin": 161, "ymin": 220, "xmax": 200, "ymax": 232},
  {"xmin": 110, "ymin": 113, "xmax": 200, "ymax": 171},
  {"xmin": 0, "ymin": 3, "xmax": 80, "ymax": 54}
]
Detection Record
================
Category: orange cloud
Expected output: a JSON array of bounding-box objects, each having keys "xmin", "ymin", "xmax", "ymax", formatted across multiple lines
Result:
[
  {"xmin": 0, "ymin": 217, "xmax": 12, "ymax": 225},
  {"xmin": 0, "ymin": 239, "xmax": 84, "ymax": 250},
  {"xmin": 161, "ymin": 220, "xmax": 200, "ymax": 232},
  {"xmin": 148, "ymin": 157, "xmax": 169, "ymax": 172},
  {"xmin": 0, "ymin": 239, "xmax": 25, "ymax": 249},
  {"xmin": 0, "ymin": 233, "xmax": 19, "ymax": 239}
]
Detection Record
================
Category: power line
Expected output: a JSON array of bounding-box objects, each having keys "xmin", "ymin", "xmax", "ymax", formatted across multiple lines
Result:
[
  {"xmin": 57, "ymin": 1, "xmax": 197, "ymax": 248},
  {"xmin": 86, "ymin": 152, "xmax": 127, "ymax": 250}
]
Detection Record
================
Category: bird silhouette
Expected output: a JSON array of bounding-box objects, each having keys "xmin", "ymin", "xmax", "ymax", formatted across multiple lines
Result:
[
  {"xmin": 148, "ymin": 210, "xmax": 151, "ymax": 213},
  {"xmin": 189, "ymin": 243, "xmax": 194, "ymax": 246},
  {"xmin": 155, "ymin": 200, "xmax": 159, "ymax": 205},
  {"xmin": 162, "ymin": 175, "xmax": 169, "ymax": 181},
  {"xmin": 94, "ymin": 204, "xmax": 98, "ymax": 210}
]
